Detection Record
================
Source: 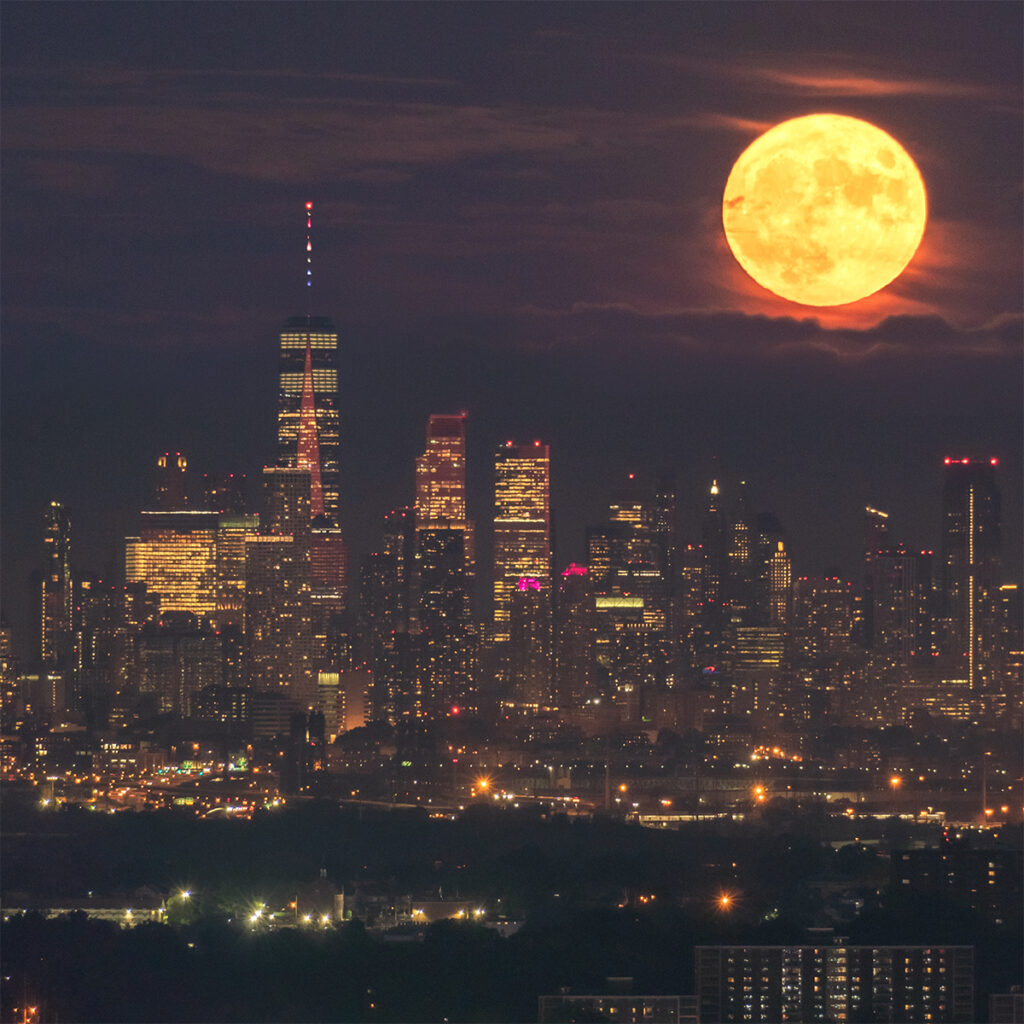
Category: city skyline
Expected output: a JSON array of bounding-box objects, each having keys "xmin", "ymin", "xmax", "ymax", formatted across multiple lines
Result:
[
  {"xmin": 1, "ymin": 9, "xmax": 1020, "ymax": 1020},
  {"xmin": 2, "ymin": 2, "xmax": 1021, "ymax": 649}
]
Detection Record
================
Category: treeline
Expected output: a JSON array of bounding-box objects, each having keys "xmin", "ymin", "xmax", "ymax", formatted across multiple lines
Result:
[
  {"xmin": 4, "ymin": 796, "xmax": 899, "ymax": 919},
  {"xmin": 3, "ymin": 893, "xmax": 1021, "ymax": 1023}
]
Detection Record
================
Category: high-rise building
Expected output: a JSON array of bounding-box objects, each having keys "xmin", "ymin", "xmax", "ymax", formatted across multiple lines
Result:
[
  {"xmin": 154, "ymin": 452, "xmax": 189, "ymax": 510},
  {"xmin": 125, "ymin": 511, "xmax": 219, "ymax": 619},
  {"xmin": 726, "ymin": 482, "xmax": 756, "ymax": 623},
  {"xmin": 792, "ymin": 574, "xmax": 854, "ymax": 665},
  {"xmin": 555, "ymin": 564, "xmax": 597, "ymax": 709},
  {"xmin": 874, "ymin": 547, "xmax": 918, "ymax": 670},
  {"xmin": 940, "ymin": 458, "xmax": 1001, "ymax": 690},
  {"xmin": 215, "ymin": 514, "xmax": 259, "ymax": 628},
  {"xmin": 40, "ymin": 501, "xmax": 72, "ymax": 667},
  {"xmin": 245, "ymin": 467, "xmax": 315, "ymax": 705},
  {"xmin": 360, "ymin": 507, "xmax": 417, "ymax": 722},
  {"xmin": 493, "ymin": 441, "xmax": 551, "ymax": 643},
  {"xmin": 701, "ymin": 481, "xmax": 728, "ymax": 656},
  {"xmin": 135, "ymin": 612, "xmax": 221, "ymax": 717},
  {"xmin": 417, "ymin": 527, "xmax": 473, "ymax": 713},
  {"xmin": 70, "ymin": 574, "xmax": 118, "ymax": 727},
  {"xmin": 696, "ymin": 945, "xmax": 975, "ymax": 1024},
  {"xmin": 862, "ymin": 505, "xmax": 891, "ymax": 647},
  {"xmin": 200, "ymin": 472, "xmax": 247, "ymax": 514},
  {"xmin": 766, "ymin": 539, "xmax": 792, "ymax": 627},
  {"xmin": 245, "ymin": 534, "xmax": 314, "ymax": 704},
  {"xmin": 415, "ymin": 413, "xmax": 474, "ymax": 570},
  {"xmin": 586, "ymin": 473, "xmax": 677, "ymax": 696},
  {"xmin": 311, "ymin": 527, "xmax": 347, "ymax": 606},
  {"xmin": 1, "ymin": 619, "xmax": 20, "ymax": 732},
  {"xmin": 509, "ymin": 577, "xmax": 552, "ymax": 708},
  {"xmin": 276, "ymin": 316, "xmax": 340, "ymax": 522}
]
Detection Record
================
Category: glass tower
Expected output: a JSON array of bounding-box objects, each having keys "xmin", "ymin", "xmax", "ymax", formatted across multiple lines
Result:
[
  {"xmin": 493, "ymin": 441, "xmax": 551, "ymax": 642},
  {"xmin": 276, "ymin": 316, "xmax": 340, "ymax": 523}
]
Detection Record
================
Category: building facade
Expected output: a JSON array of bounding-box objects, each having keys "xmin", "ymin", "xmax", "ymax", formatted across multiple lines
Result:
[
  {"xmin": 696, "ymin": 944, "xmax": 975, "ymax": 1023},
  {"xmin": 276, "ymin": 315, "xmax": 340, "ymax": 522},
  {"xmin": 493, "ymin": 440, "xmax": 551, "ymax": 643}
]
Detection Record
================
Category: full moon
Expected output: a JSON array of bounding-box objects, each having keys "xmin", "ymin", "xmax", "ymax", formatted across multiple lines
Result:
[{"xmin": 722, "ymin": 114, "xmax": 927, "ymax": 306}]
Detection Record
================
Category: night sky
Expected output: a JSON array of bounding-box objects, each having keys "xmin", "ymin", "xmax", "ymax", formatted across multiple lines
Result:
[{"xmin": 2, "ymin": 2, "xmax": 1021, "ymax": 651}]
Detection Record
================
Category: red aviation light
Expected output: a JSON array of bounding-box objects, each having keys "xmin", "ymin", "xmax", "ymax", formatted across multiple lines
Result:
[
  {"xmin": 961, "ymin": 458, "xmax": 969, "ymax": 464},
  {"xmin": 944, "ymin": 458, "xmax": 951, "ymax": 465},
  {"xmin": 305, "ymin": 201, "xmax": 313, "ymax": 210},
  {"xmin": 990, "ymin": 458, "xmax": 998, "ymax": 466}
]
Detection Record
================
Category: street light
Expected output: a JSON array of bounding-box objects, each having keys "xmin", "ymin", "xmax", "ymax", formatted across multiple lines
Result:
[{"xmin": 717, "ymin": 891, "xmax": 736, "ymax": 911}]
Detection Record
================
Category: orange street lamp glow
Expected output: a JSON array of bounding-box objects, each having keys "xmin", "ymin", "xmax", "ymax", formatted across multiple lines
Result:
[
  {"xmin": 723, "ymin": 114, "xmax": 927, "ymax": 306},
  {"xmin": 717, "ymin": 891, "xmax": 737, "ymax": 911},
  {"xmin": 890, "ymin": 776, "xmax": 902, "ymax": 789}
]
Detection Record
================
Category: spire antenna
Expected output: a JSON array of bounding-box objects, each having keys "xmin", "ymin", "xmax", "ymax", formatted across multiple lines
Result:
[{"xmin": 304, "ymin": 200, "xmax": 313, "ymax": 317}]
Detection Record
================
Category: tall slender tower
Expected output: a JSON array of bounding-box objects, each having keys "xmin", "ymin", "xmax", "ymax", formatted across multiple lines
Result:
[
  {"xmin": 40, "ymin": 501, "xmax": 72, "ymax": 666},
  {"xmin": 493, "ymin": 440, "xmax": 551, "ymax": 643},
  {"xmin": 941, "ymin": 457, "xmax": 1001, "ymax": 690},
  {"xmin": 276, "ymin": 203, "xmax": 340, "ymax": 522},
  {"xmin": 862, "ymin": 505, "xmax": 891, "ymax": 647}
]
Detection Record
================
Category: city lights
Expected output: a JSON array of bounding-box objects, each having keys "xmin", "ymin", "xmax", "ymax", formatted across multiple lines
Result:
[{"xmin": 1, "ymin": 8, "xmax": 1019, "ymax": 1022}]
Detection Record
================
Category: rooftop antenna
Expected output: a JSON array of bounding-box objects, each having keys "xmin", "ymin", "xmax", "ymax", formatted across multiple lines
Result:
[{"xmin": 304, "ymin": 200, "xmax": 313, "ymax": 318}]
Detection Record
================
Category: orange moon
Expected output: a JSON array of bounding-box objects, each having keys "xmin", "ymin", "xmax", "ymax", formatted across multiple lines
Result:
[{"xmin": 722, "ymin": 114, "xmax": 927, "ymax": 306}]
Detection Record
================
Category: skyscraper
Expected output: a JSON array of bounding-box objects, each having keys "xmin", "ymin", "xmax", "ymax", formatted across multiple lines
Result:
[
  {"xmin": 154, "ymin": 452, "xmax": 189, "ymax": 510},
  {"xmin": 277, "ymin": 316, "xmax": 340, "ymax": 521},
  {"xmin": 766, "ymin": 539, "xmax": 792, "ymax": 626},
  {"xmin": 125, "ymin": 511, "xmax": 219, "ymax": 619},
  {"xmin": 245, "ymin": 467, "xmax": 315, "ymax": 705},
  {"xmin": 417, "ymin": 527, "xmax": 473, "ymax": 713},
  {"xmin": 509, "ymin": 577, "xmax": 552, "ymax": 708},
  {"xmin": 415, "ymin": 413, "xmax": 474, "ymax": 569},
  {"xmin": 40, "ymin": 501, "xmax": 72, "ymax": 667},
  {"xmin": 862, "ymin": 505, "xmax": 891, "ymax": 647},
  {"xmin": 873, "ymin": 547, "xmax": 918, "ymax": 670},
  {"xmin": 360, "ymin": 506, "xmax": 417, "ymax": 721},
  {"xmin": 493, "ymin": 441, "xmax": 551, "ymax": 643},
  {"xmin": 555, "ymin": 564, "xmax": 597, "ymax": 709},
  {"xmin": 940, "ymin": 457, "xmax": 1001, "ymax": 690},
  {"xmin": 701, "ymin": 480, "xmax": 728, "ymax": 658}
]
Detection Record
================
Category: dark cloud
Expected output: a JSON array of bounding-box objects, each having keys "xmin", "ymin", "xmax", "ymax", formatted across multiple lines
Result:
[{"xmin": 512, "ymin": 306, "xmax": 1023, "ymax": 361}]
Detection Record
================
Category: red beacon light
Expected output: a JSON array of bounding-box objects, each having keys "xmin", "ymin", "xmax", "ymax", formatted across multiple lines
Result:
[
  {"xmin": 944, "ymin": 458, "xmax": 951, "ymax": 465},
  {"xmin": 305, "ymin": 201, "xmax": 313, "ymax": 210},
  {"xmin": 990, "ymin": 458, "xmax": 998, "ymax": 466}
]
